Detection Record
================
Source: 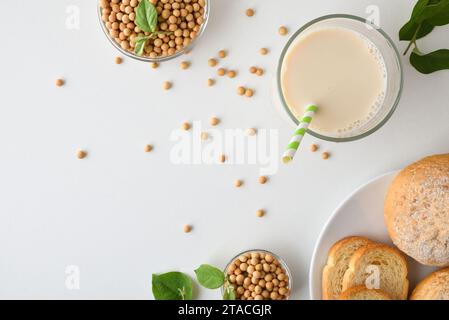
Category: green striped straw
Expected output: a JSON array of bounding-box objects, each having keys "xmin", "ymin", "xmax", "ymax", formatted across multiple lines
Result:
[{"xmin": 282, "ymin": 104, "xmax": 318, "ymax": 164}]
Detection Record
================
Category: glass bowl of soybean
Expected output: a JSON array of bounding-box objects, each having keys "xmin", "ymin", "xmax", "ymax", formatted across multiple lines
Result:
[
  {"xmin": 222, "ymin": 249, "xmax": 293, "ymax": 300},
  {"xmin": 98, "ymin": 0, "xmax": 210, "ymax": 63}
]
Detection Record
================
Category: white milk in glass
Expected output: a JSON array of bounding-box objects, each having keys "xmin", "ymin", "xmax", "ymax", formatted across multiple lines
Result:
[{"xmin": 281, "ymin": 27, "xmax": 387, "ymax": 138}]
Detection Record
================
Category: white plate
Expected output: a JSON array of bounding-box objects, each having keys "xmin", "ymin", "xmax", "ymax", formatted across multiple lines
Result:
[{"xmin": 309, "ymin": 171, "xmax": 437, "ymax": 300}]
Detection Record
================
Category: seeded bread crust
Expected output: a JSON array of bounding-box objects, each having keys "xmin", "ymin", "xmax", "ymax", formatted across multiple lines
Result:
[
  {"xmin": 384, "ymin": 154, "xmax": 449, "ymax": 266},
  {"xmin": 342, "ymin": 244, "xmax": 409, "ymax": 300},
  {"xmin": 410, "ymin": 268, "xmax": 449, "ymax": 300},
  {"xmin": 322, "ymin": 236, "xmax": 373, "ymax": 300},
  {"xmin": 339, "ymin": 285, "xmax": 392, "ymax": 300}
]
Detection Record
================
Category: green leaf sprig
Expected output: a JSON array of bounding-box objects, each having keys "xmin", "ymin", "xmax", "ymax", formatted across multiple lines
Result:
[
  {"xmin": 152, "ymin": 272, "xmax": 193, "ymax": 300},
  {"xmin": 222, "ymin": 279, "xmax": 236, "ymax": 300},
  {"xmin": 134, "ymin": 0, "xmax": 171, "ymax": 56},
  {"xmin": 400, "ymin": 0, "xmax": 449, "ymax": 73},
  {"xmin": 151, "ymin": 264, "xmax": 236, "ymax": 300},
  {"xmin": 195, "ymin": 264, "xmax": 235, "ymax": 300},
  {"xmin": 194, "ymin": 264, "xmax": 225, "ymax": 289}
]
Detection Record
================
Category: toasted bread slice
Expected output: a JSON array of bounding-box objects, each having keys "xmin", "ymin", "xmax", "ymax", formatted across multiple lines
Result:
[
  {"xmin": 322, "ymin": 236, "xmax": 373, "ymax": 300},
  {"xmin": 339, "ymin": 285, "xmax": 392, "ymax": 300},
  {"xmin": 342, "ymin": 244, "xmax": 409, "ymax": 300},
  {"xmin": 410, "ymin": 268, "xmax": 449, "ymax": 300}
]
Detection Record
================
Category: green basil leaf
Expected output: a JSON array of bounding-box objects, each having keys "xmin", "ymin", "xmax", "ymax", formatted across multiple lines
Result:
[
  {"xmin": 399, "ymin": 0, "xmax": 433, "ymax": 40},
  {"xmin": 399, "ymin": 0, "xmax": 449, "ymax": 41},
  {"xmin": 425, "ymin": 0, "xmax": 449, "ymax": 25},
  {"xmin": 134, "ymin": 39, "xmax": 147, "ymax": 56},
  {"xmin": 411, "ymin": 0, "xmax": 432, "ymax": 20},
  {"xmin": 414, "ymin": 0, "xmax": 440, "ymax": 23},
  {"xmin": 410, "ymin": 49, "xmax": 449, "ymax": 73},
  {"xmin": 399, "ymin": 20, "xmax": 434, "ymax": 41},
  {"xmin": 136, "ymin": 0, "xmax": 158, "ymax": 33},
  {"xmin": 194, "ymin": 264, "xmax": 225, "ymax": 289},
  {"xmin": 152, "ymin": 272, "xmax": 193, "ymax": 300},
  {"xmin": 134, "ymin": 35, "xmax": 152, "ymax": 56},
  {"xmin": 223, "ymin": 286, "xmax": 236, "ymax": 300}
]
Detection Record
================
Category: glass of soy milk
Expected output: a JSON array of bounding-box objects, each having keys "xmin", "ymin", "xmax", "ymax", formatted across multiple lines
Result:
[{"xmin": 275, "ymin": 14, "xmax": 403, "ymax": 142}]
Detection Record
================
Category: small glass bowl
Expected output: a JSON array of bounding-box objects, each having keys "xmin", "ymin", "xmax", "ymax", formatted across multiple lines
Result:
[
  {"xmin": 222, "ymin": 249, "xmax": 293, "ymax": 300},
  {"xmin": 97, "ymin": 0, "xmax": 210, "ymax": 63},
  {"xmin": 275, "ymin": 14, "xmax": 403, "ymax": 142}
]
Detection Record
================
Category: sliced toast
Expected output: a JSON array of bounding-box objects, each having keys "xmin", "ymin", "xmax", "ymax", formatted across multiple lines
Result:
[
  {"xmin": 322, "ymin": 236, "xmax": 373, "ymax": 300},
  {"xmin": 410, "ymin": 268, "xmax": 449, "ymax": 300},
  {"xmin": 342, "ymin": 243, "xmax": 409, "ymax": 300},
  {"xmin": 339, "ymin": 285, "xmax": 392, "ymax": 300}
]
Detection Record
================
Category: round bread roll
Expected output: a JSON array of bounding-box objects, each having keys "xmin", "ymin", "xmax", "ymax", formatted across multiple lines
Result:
[
  {"xmin": 410, "ymin": 268, "xmax": 449, "ymax": 300},
  {"xmin": 385, "ymin": 154, "xmax": 449, "ymax": 266}
]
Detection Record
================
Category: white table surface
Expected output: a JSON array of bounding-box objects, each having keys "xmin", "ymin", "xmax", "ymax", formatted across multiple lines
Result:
[{"xmin": 0, "ymin": 0, "xmax": 448, "ymax": 300}]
